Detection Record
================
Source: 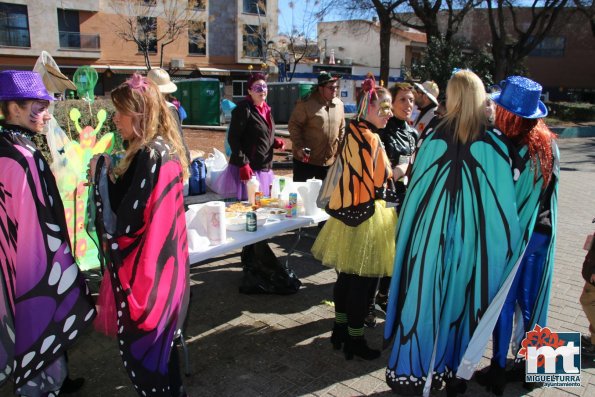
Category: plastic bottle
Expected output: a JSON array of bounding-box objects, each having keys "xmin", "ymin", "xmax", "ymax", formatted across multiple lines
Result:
[
  {"xmin": 270, "ymin": 177, "xmax": 280, "ymax": 199},
  {"xmin": 246, "ymin": 176, "xmax": 260, "ymax": 205}
]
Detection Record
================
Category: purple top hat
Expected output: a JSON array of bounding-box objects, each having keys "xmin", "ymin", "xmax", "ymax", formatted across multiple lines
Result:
[
  {"xmin": 491, "ymin": 75, "xmax": 547, "ymax": 119},
  {"xmin": 0, "ymin": 70, "xmax": 54, "ymax": 102}
]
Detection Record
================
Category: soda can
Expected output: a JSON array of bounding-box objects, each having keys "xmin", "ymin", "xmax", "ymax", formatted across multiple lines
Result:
[
  {"xmin": 246, "ymin": 211, "xmax": 257, "ymax": 232},
  {"xmin": 287, "ymin": 192, "xmax": 298, "ymax": 218}
]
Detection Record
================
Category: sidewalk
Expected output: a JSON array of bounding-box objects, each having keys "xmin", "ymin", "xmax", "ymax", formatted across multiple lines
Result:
[{"xmin": 5, "ymin": 138, "xmax": 595, "ymax": 397}]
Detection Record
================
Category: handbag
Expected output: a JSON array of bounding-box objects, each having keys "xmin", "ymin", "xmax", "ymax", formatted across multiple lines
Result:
[{"xmin": 316, "ymin": 138, "xmax": 346, "ymax": 209}]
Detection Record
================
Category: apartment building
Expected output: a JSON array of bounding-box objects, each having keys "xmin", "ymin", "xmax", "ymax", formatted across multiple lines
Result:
[
  {"xmin": 0, "ymin": 0, "xmax": 278, "ymax": 95},
  {"xmin": 454, "ymin": 6, "xmax": 594, "ymax": 101}
]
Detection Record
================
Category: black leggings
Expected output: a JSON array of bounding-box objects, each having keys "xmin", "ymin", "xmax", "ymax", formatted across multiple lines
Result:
[{"xmin": 334, "ymin": 272, "xmax": 378, "ymax": 329}]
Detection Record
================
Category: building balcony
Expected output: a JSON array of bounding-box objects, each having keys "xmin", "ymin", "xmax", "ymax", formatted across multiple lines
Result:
[{"xmin": 59, "ymin": 31, "xmax": 100, "ymax": 51}]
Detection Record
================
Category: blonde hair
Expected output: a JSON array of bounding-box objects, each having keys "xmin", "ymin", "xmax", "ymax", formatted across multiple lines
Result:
[
  {"xmin": 111, "ymin": 74, "xmax": 189, "ymax": 178},
  {"xmin": 439, "ymin": 70, "xmax": 487, "ymax": 144}
]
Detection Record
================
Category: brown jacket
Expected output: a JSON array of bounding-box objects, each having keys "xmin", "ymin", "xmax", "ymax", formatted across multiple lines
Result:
[{"xmin": 288, "ymin": 90, "xmax": 345, "ymax": 166}]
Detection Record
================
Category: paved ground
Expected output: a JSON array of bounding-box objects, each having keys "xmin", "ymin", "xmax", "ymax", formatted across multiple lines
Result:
[{"xmin": 3, "ymin": 138, "xmax": 595, "ymax": 397}]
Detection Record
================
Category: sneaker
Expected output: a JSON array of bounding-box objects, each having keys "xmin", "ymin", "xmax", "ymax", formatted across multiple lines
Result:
[
  {"xmin": 364, "ymin": 312, "xmax": 377, "ymax": 328},
  {"xmin": 364, "ymin": 302, "xmax": 377, "ymax": 328},
  {"xmin": 375, "ymin": 293, "xmax": 388, "ymax": 314}
]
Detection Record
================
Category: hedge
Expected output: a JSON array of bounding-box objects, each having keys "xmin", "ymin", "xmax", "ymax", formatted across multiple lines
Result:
[
  {"xmin": 546, "ymin": 101, "xmax": 595, "ymax": 123},
  {"xmin": 32, "ymin": 98, "xmax": 122, "ymax": 163}
]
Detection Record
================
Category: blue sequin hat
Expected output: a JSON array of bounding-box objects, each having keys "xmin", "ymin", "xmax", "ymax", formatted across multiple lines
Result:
[
  {"xmin": 491, "ymin": 75, "xmax": 547, "ymax": 119},
  {"xmin": 0, "ymin": 70, "xmax": 54, "ymax": 102}
]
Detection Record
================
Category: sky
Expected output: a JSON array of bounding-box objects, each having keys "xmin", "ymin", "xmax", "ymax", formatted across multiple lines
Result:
[{"xmin": 277, "ymin": 0, "xmax": 344, "ymax": 37}]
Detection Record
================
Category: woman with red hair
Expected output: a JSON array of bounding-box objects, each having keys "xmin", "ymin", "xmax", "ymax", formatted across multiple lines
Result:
[{"xmin": 476, "ymin": 76, "xmax": 559, "ymax": 395}]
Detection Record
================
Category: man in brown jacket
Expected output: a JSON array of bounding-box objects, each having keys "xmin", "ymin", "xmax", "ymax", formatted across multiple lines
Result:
[{"xmin": 288, "ymin": 72, "xmax": 345, "ymax": 181}]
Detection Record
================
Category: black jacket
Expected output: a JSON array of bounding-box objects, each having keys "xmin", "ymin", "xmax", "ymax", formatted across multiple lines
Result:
[
  {"xmin": 378, "ymin": 118, "xmax": 418, "ymax": 206},
  {"xmin": 228, "ymin": 98, "xmax": 276, "ymax": 171},
  {"xmin": 378, "ymin": 117, "xmax": 419, "ymax": 167}
]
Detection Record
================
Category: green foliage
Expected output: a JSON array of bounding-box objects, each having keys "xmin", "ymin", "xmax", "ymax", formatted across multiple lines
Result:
[
  {"xmin": 546, "ymin": 101, "xmax": 595, "ymax": 122},
  {"xmin": 410, "ymin": 37, "xmax": 528, "ymax": 94},
  {"xmin": 410, "ymin": 37, "xmax": 467, "ymax": 93},
  {"xmin": 53, "ymin": 98, "xmax": 117, "ymax": 138}
]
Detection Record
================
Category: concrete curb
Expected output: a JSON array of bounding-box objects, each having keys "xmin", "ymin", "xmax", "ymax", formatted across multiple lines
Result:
[{"xmin": 184, "ymin": 124, "xmax": 595, "ymax": 139}]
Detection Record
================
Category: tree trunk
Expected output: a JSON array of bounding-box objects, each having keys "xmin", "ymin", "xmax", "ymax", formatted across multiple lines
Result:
[
  {"xmin": 492, "ymin": 44, "xmax": 507, "ymax": 82},
  {"xmin": 376, "ymin": 7, "xmax": 392, "ymax": 87}
]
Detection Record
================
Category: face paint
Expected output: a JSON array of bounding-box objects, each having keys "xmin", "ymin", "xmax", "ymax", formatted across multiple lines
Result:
[
  {"xmin": 29, "ymin": 101, "xmax": 49, "ymax": 123},
  {"xmin": 20, "ymin": 100, "xmax": 50, "ymax": 133},
  {"xmin": 377, "ymin": 99, "xmax": 392, "ymax": 118},
  {"xmin": 251, "ymin": 83, "xmax": 268, "ymax": 93}
]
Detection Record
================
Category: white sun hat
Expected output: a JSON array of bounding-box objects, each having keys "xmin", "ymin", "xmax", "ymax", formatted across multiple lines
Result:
[{"xmin": 147, "ymin": 67, "xmax": 177, "ymax": 94}]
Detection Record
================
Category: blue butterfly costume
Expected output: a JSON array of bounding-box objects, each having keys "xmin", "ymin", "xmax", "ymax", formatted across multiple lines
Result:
[{"xmin": 383, "ymin": 126, "xmax": 543, "ymax": 395}]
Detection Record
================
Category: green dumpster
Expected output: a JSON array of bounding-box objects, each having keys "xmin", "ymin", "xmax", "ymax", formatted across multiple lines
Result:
[
  {"xmin": 175, "ymin": 78, "xmax": 221, "ymax": 126},
  {"xmin": 267, "ymin": 82, "xmax": 315, "ymax": 124}
]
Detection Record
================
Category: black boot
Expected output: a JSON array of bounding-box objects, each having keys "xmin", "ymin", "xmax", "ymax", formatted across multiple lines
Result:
[
  {"xmin": 445, "ymin": 377, "xmax": 467, "ymax": 397},
  {"xmin": 506, "ymin": 360, "xmax": 543, "ymax": 391},
  {"xmin": 343, "ymin": 336, "xmax": 380, "ymax": 360},
  {"xmin": 60, "ymin": 377, "xmax": 85, "ymax": 394},
  {"xmin": 330, "ymin": 323, "xmax": 348, "ymax": 350},
  {"xmin": 475, "ymin": 364, "xmax": 506, "ymax": 396}
]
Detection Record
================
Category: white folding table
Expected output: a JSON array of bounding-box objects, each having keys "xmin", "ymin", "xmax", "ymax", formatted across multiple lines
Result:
[{"xmin": 188, "ymin": 211, "xmax": 329, "ymax": 265}]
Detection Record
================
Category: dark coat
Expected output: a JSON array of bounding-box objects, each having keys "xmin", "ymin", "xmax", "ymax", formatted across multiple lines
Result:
[{"xmin": 228, "ymin": 98, "xmax": 275, "ymax": 171}]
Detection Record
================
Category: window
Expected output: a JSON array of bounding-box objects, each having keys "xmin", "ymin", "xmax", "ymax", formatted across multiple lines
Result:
[
  {"xmin": 188, "ymin": 20, "xmax": 206, "ymax": 55},
  {"xmin": 242, "ymin": 24, "xmax": 266, "ymax": 58},
  {"xmin": 137, "ymin": 16, "xmax": 157, "ymax": 53},
  {"xmin": 0, "ymin": 2, "xmax": 30, "ymax": 47},
  {"xmin": 57, "ymin": 9, "xmax": 80, "ymax": 48},
  {"xmin": 232, "ymin": 81, "xmax": 248, "ymax": 97},
  {"xmin": 191, "ymin": 0, "xmax": 206, "ymax": 10},
  {"xmin": 530, "ymin": 36, "xmax": 565, "ymax": 57},
  {"xmin": 243, "ymin": 0, "xmax": 266, "ymax": 15}
]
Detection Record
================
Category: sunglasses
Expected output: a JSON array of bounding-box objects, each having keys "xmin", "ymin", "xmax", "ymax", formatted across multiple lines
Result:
[{"xmin": 251, "ymin": 83, "xmax": 268, "ymax": 93}]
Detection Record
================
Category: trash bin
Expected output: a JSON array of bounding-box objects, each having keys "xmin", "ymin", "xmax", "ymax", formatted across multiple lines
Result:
[
  {"xmin": 266, "ymin": 82, "xmax": 315, "ymax": 124},
  {"xmin": 175, "ymin": 78, "xmax": 221, "ymax": 126}
]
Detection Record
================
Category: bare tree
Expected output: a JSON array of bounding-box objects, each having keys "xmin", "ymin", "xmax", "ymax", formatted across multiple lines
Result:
[
  {"xmin": 270, "ymin": 0, "xmax": 325, "ymax": 81},
  {"xmin": 108, "ymin": 0, "xmax": 203, "ymax": 70},
  {"xmin": 394, "ymin": 1, "xmax": 481, "ymax": 46},
  {"xmin": 486, "ymin": 0, "xmax": 569, "ymax": 81},
  {"xmin": 316, "ymin": 1, "xmax": 408, "ymax": 85}
]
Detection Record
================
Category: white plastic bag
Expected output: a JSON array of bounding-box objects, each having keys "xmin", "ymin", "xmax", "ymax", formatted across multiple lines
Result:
[{"xmin": 205, "ymin": 148, "xmax": 228, "ymax": 190}]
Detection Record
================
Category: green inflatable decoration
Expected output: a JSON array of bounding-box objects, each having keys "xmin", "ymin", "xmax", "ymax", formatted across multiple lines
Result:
[{"xmin": 73, "ymin": 66, "xmax": 98, "ymax": 103}]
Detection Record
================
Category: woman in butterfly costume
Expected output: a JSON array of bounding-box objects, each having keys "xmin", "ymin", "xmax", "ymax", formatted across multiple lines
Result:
[
  {"xmin": 89, "ymin": 74, "xmax": 190, "ymax": 397},
  {"xmin": 0, "ymin": 70, "xmax": 96, "ymax": 396},
  {"xmin": 475, "ymin": 76, "xmax": 559, "ymax": 395},
  {"xmin": 383, "ymin": 70, "xmax": 541, "ymax": 396},
  {"xmin": 312, "ymin": 74, "xmax": 397, "ymax": 361}
]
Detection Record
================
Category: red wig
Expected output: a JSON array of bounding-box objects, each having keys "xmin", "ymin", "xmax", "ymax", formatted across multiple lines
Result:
[{"xmin": 495, "ymin": 107, "xmax": 557, "ymax": 187}]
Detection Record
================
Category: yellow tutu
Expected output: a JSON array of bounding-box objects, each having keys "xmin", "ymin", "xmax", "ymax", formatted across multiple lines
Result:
[{"xmin": 312, "ymin": 200, "xmax": 397, "ymax": 277}]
